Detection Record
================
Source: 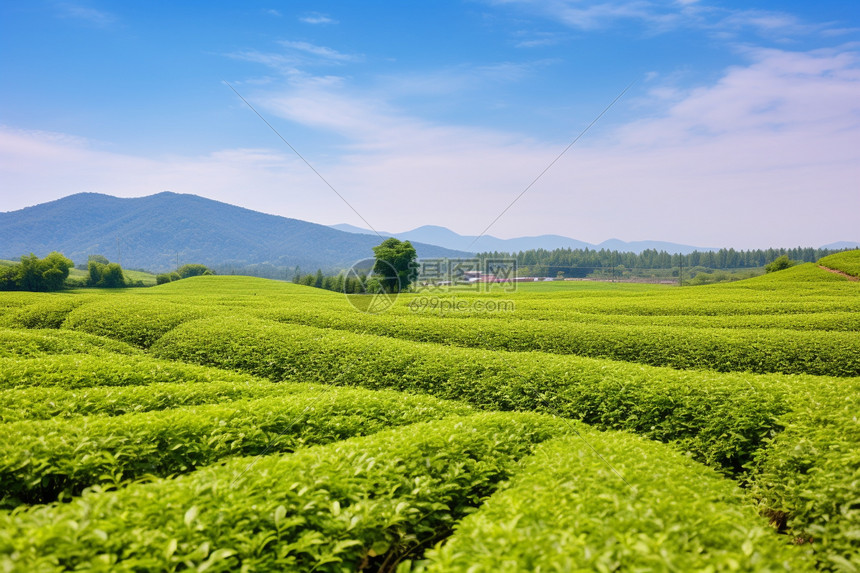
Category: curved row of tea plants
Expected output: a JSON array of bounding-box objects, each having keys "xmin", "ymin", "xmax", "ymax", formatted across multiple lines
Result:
[
  {"xmin": 0, "ymin": 327, "xmax": 139, "ymax": 358},
  {"xmin": 0, "ymin": 412, "xmax": 567, "ymax": 572},
  {"xmin": 0, "ymin": 386, "xmax": 473, "ymax": 506},
  {"xmin": 0, "ymin": 377, "xmax": 307, "ymax": 422},
  {"xmin": 0, "ymin": 352, "xmax": 260, "ymax": 391},
  {"xmin": 0, "ymin": 294, "xmax": 94, "ymax": 329},
  {"xmin": 62, "ymin": 298, "xmax": 205, "ymax": 347},
  {"xmin": 419, "ymin": 434, "xmax": 811, "ymax": 572}
]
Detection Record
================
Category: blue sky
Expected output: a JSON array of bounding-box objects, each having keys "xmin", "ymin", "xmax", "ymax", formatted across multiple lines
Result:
[{"xmin": 1, "ymin": 0, "xmax": 858, "ymax": 249}]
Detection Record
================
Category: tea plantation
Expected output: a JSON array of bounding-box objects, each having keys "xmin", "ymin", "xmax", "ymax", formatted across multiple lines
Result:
[{"xmin": 1, "ymin": 251, "xmax": 858, "ymax": 571}]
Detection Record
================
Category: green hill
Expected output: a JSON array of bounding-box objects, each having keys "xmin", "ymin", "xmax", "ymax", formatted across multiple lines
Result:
[{"xmin": 818, "ymin": 249, "xmax": 860, "ymax": 278}]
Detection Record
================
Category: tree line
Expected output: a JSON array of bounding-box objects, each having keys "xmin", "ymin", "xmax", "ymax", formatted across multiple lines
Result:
[
  {"xmin": 477, "ymin": 246, "xmax": 847, "ymax": 277},
  {"xmin": 0, "ymin": 253, "xmax": 147, "ymax": 291},
  {"xmin": 1, "ymin": 252, "xmax": 213, "ymax": 292}
]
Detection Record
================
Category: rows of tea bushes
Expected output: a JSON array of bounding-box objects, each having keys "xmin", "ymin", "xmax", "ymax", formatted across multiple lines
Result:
[
  {"xmin": 818, "ymin": 249, "xmax": 860, "ymax": 278},
  {"xmin": 749, "ymin": 377, "xmax": 860, "ymax": 570},
  {"xmin": 253, "ymin": 306, "xmax": 860, "ymax": 376},
  {"xmin": 0, "ymin": 353, "xmax": 260, "ymax": 391},
  {"xmin": 732, "ymin": 262, "xmax": 858, "ymax": 287},
  {"xmin": 153, "ymin": 316, "xmax": 802, "ymax": 473},
  {"xmin": 263, "ymin": 303, "xmax": 860, "ymax": 332},
  {"xmin": 47, "ymin": 285, "xmax": 858, "ymax": 375},
  {"xmin": 0, "ymin": 327, "xmax": 139, "ymax": 358},
  {"xmin": 152, "ymin": 315, "xmax": 860, "ymax": 559},
  {"xmin": 0, "ymin": 412, "xmax": 568, "ymax": 572},
  {"xmin": 62, "ymin": 298, "xmax": 205, "ymax": 347},
  {"xmin": 0, "ymin": 378, "xmax": 305, "ymax": 422},
  {"xmin": 419, "ymin": 434, "xmax": 811, "ymax": 572},
  {"xmin": 1, "ymin": 387, "xmax": 473, "ymax": 506},
  {"xmin": 2, "ymin": 267, "xmax": 856, "ymax": 376},
  {"xmin": 0, "ymin": 294, "xmax": 94, "ymax": 329}
]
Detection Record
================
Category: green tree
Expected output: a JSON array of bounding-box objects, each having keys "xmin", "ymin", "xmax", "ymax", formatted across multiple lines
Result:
[
  {"xmin": 88, "ymin": 261, "xmax": 125, "ymax": 288},
  {"xmin": 372, "ymin": 238, "xmax": 418, "ymax": 293},
  {"xmin": 765, "ymin": 255, "xmax": 795, "ymax": 273},
  {"xmin": 88, "ymin": 254, "xmax": 110, "ymax": 266},
  {"xmin": 15, "ymin": 252, "xmax": 73, "ymax": 291},
  {"xmin": 0, "ymin": 266, "xmax": 17, "ymax": 291},
  {"xmin": 101, "ymin": 263, "xmax": 125, "ymax": 288},
  {"xmin": 87, "ymin": 261, "xmax": 103, "ymax": 287},
  {"xmin": 156, "ymin": 274, "xmax": 173, "ymax": 285}
]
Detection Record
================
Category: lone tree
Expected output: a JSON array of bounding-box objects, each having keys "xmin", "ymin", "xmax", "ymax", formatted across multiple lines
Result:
[
  {"xmin": 372, "ymin": 238, "xmax": 417, "ymax": 293},
  {"xmin": 765, "ymin": 255, "xmax": 796, "ymax": 273}
]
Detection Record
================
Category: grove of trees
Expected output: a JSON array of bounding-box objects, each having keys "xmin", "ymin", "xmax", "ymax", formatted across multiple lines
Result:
[{"xmin": 0, "ymin": 252, "xmax": 73, "ymax": 292}]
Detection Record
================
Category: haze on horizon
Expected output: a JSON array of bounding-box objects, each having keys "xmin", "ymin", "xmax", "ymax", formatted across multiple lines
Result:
[{"xmin": 1, "ymin": 0, "xmax": 858, "ymax": 251}]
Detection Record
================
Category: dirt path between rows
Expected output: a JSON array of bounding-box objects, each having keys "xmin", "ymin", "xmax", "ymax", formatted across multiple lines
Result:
[{"xmin": 818, "ymin": 265, "xmax": 860, "ymax": 281}]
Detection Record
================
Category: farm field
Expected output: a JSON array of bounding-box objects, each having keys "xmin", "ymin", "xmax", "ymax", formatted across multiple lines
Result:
[{"xmin": 0, "ymin": 251, "xmax": 858, "ymax": 571}]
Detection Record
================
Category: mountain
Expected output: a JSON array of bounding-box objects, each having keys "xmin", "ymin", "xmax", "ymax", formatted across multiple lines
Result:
[
  {"xmin": 819, "ymin": 241, "xmax": 860, "ymax": 250},
  {"xmin": 0, "ymin": 193, "xmax": 471, "ymax": 274},
  {"xmin": 331, "ymin": 224, "xmax": 711, "ymax": 255}
]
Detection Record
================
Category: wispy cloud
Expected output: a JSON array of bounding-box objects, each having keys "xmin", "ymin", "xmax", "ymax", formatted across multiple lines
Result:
[
  {"xmin": 490, "ymin": 0, "xmax": 698, "ymax": 32},
  {"xmin": 490, "ymin": 0, "xmax": 852, "ymax": 40},
  {"xmin": 227, "ymin": 41, "xmax": 362, "ymax": 76},
  {"xmin": 278, "ymin": 40, "xmax": 361, "ymax": 62},
  {"xmin": 263, "ymin": 9, "xmax": 282, "ymax": 18},
  {"xmin": 55, "ymin": 2, "xmax": 117, "ymax": 27},
  {"xmin": 513, "ymin": 30, "xmax": 562, "ymax": 48},
  {"xmin": 713, "ymin": 10, "xmax": 859, "ymax": 42},
  {"xmin": 300, "ymin": 12, "xmax": 337, "ymax": 25}
]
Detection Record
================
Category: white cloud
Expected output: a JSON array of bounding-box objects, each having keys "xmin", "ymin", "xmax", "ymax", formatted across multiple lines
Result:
[{"xmin": 300, "ymin": 13, "xmax": 337, "ymax": 25}]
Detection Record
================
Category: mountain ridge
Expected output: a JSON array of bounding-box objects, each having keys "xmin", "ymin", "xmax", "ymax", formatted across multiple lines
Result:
[
  {"xmin": 330, "ymin": 224, "xmax": 859, "ymax": 255},
  {"xmin": 331, "ymin": 223, "xmax": 710, "ymax": 254},
  {"xmin": 0, "ymin": 192, "xmax": 471, "ymax": 274}
]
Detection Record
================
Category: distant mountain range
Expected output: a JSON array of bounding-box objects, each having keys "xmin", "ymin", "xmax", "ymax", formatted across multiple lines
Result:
[
  {"xmin": 2, "ymin": 193, "xmax": 855, "ymax": 276},
  {"xmin": 0, "ymin": 193, "xmax": 470, "ymax": 274},
  {"xmin": 331, "ymin": 224, "xmax": 717, "ymax": 255},
  {"xmin": 332, "ymin": 224, "xmax": 860, "ymax": 255}
]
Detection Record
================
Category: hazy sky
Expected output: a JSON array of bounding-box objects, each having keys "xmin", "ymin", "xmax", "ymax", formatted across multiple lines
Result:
[{"xmin": 1, "ymin": 1, "xmax": 858, "ymax": 249}]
